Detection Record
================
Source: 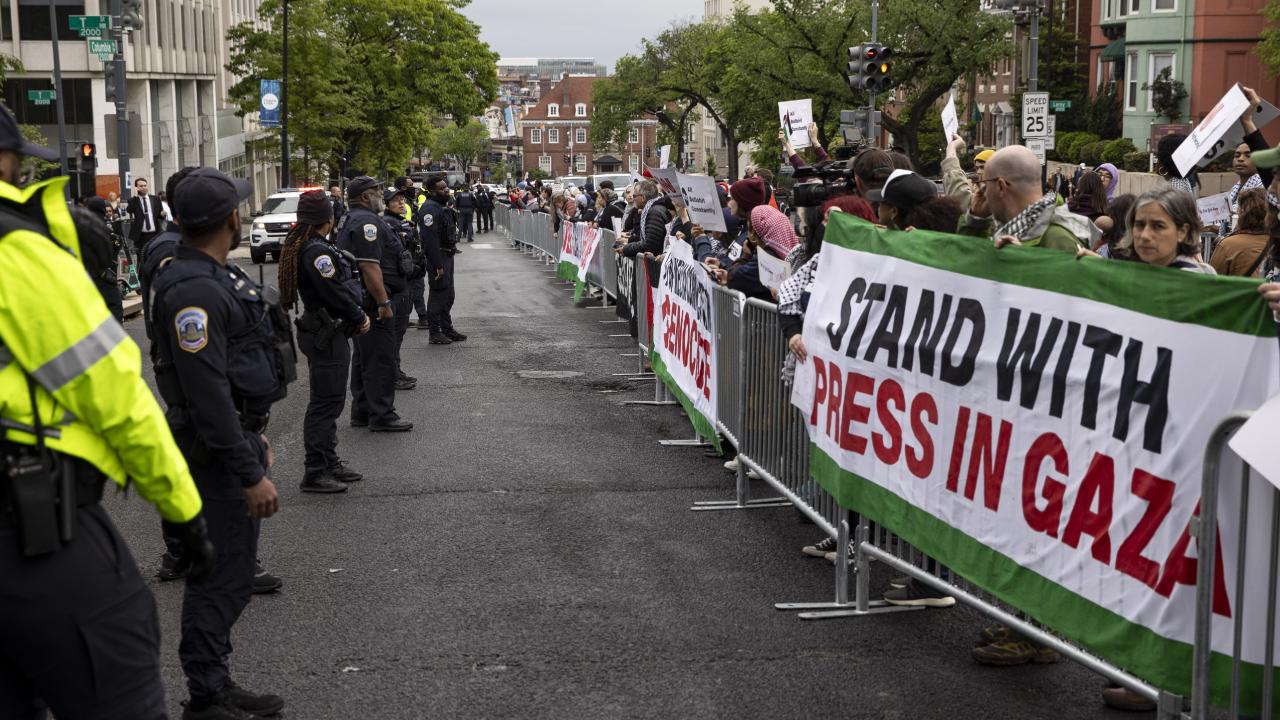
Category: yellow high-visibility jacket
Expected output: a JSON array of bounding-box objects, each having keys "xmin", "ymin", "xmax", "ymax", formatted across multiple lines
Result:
[{"xmin": 0, "ymin": 176, "xmax": 201, "ymax": 523}]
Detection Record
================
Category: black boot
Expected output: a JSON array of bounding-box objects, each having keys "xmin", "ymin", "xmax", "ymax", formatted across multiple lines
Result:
[
  {"xmin": 300, "ymin": 470, "xmax": 348, "ymax": 494},
  {"xmin": 443, "ymin": 328, "xmax": 467, "ymax": 341},
  {"xmin": 182, "ymin": 697, "xmax": 254, "ymax": 720},
  {"xmin": 222, "ymin": 680, "xmax": 286, "ymax": 717},
  {"xmin": 429, "ymin": 332, "xmax": 453, "ymax": 345},
  {"xmin": 328, "ymin": 461, "xmax": 363, "ymax": 483}
]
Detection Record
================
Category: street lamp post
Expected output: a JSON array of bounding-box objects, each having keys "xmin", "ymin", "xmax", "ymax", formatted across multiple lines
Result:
[{"xmin": 280, "ymin": 0, "xmax": 290, "ymax": 187}]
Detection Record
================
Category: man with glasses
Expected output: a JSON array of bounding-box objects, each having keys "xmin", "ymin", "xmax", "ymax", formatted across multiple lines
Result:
[{"xmin": 958, "ymin": 145, "xmax": 1096, "ymax": 252}]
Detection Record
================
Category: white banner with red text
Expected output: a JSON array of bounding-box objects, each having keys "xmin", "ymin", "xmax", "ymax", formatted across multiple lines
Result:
[{"xmin": 652, "ymin": 236, "xmax": 719, "ymax": 448}]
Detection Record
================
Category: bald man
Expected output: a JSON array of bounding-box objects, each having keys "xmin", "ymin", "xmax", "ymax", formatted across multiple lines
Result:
[{"xmin": 959, "ymin": 145, "xmax": 1096, "ymax": 252}]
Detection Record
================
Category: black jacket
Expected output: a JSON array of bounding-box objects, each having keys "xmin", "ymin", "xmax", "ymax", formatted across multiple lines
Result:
[
  {"xmin": 621, "ymin": 198, "xmax": 672, "ymax": 257},
  {"xmin": 126, "ymin": 194, "xmax": 165, "ymax": 242}
]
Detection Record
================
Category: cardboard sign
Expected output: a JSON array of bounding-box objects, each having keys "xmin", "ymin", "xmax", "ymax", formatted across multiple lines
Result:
[
  {"xmin": 779, "ymin": 99, "xmax": 814, "ymax": 150},
  {"xmin": 676, "ymin": 172, "xmax": 726, "ymax": 233},
  {"xmin": 1174, "ymin": 84, "xmax": 1280, "ymax": 177},
  {"xmin": 659, "ymin": 145, "xmax": 672, "ymax": 169},
  {"xmin": 757, "ymin": 246, "xmax": 789, "ymax": 290},
  {"xmin": 1196, "ymin": 192, "xmax": 1233, "ymax": 226},
  {"xmin": 645, "ymin": 166, "xmax": 686, "ymax": 209},
  {"xmin": 941, "ymin": 93, "xmax": 959, "ymax": 142}
]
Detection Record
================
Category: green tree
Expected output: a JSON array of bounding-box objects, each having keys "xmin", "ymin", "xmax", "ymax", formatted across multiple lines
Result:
[
  {"xmin": 226, "ymin": 0, "xmax": 497, "ymax": 182},
  {"xmin": 434, "ymin": 119, "xmax": 491, "ymax": 173},
  {"xmin": 1258, "ymin": 0, "xmax": 1280, "ymax": 75},
  {"xmin": 1142, "ymin": 68, "xmax": 1188, "ymax": 122},
  {"xmin": 20, "ymin": 124, "xmax": 58, "ymax": 180}
]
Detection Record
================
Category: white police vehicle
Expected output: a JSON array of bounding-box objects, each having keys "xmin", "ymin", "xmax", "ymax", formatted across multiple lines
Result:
[{"xmin": 249, "ymin": 187, "xmax": 324, "ymax": 264}]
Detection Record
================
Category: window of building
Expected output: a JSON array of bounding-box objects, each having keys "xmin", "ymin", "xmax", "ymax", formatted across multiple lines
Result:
[
  {"xmin": 628, "ymin": 153, "xmax": 639, "ymax": 172},
  {"xmin": 539, "ymin": 155, "xmax": 552, "ymax": 172},
  {"xmin": 1002, "ymin": 84, "xmax": 1009, "ymax": 94},
  {"xmin": 628, "ymin": 127, "xmax": 639, "ymax": 144},
  {"xmin": 5, "ymin": 77, "xmax": 93, "ymax": 124},
  {"xmin": 17, "ymin": 0, "xmax": 84, "ymax": 41},
  {"xmin": 575, "ymin": 154, "xmax": 587, "ymax": 172},
  {"xmin": 575, "ymin": 127, "xmax": 586, "ymax": 144},
  {"xmin": 1125, "ymin": 53, "xmax": 1139, "ymax": 110},
  {"xmin": 978, "ymin": 84, "xmax": 985, "ymax": 94},
  {"xmin": 531, "ymin": 128, "xmax": 542, "ymax": 144},
  {"xmin": 1102, "ymin": 0, "xmax": 1113, "ymax": 18},
  {"xmin": 1147, "ymin": 53, "xmax": 1174, "ymax": 112},
  {"xmin": 547, "ymin": 104, "xmax": 559, "ymax": 117},
  {"xmin": 575, "ymin": 103, "xmax": 586, "ymax": 117},
  {"xmin": 1153, "ymin": 0, "xmax": 1174, "ymax": 10},
  {"xmin": 0, "ymin": 0, "xmax": 11, "ymax": 41},
  {"xmin": 1126, "ymin": 0, "xmax": 1139, "ymax": 14},
  {"xmin": 548, "ymin": 128, "xmax": 560, "ymax": 144}
]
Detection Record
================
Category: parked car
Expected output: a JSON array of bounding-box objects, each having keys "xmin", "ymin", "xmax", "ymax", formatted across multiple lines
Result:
[
  {"xmin": 250, "ymin": 187, "xmax": 323, "ymax": 264},
  {"xmin": 591, "ymin": 173, "xmax": 633, "ymax": 190}
]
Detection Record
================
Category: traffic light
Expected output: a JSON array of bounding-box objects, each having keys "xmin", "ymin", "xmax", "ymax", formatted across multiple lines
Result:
[
  {"xmin": 120, "ymin": 0, "xmax": 144, "ymax": 30},
  {"xmin": 105, "ymin": 63, "xmax": 119, "ymax": 103},
  {"xmin": 847, "ymin": 43, "xmax": 893, "ymax": 92},
  {"xmin": 78, "ymin": 143, "xmax": 97, "ymax": 173}
]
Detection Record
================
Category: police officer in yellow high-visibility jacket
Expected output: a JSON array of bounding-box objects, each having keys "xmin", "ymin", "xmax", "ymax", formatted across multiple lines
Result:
[{"xmin": 0, "ymin": 105, "xmax": 215, "ymax": 719}]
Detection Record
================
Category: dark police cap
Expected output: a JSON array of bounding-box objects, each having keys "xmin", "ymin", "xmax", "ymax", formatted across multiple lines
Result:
[
  {"xmin": 346, "ymin": 176, "xmax": 381, "ymax": 198},
  {"xmin": 172, "ymin": 167, "xmax": 252, "ymax": 231},
  {"xmin": 296, "ymin": 189, "xmax": 332, "ymax": 226},
  {"xmin": 0, "ymin": 103, "xmax": 56, "ymax": 161},
  {"xmin": 382, "ymin": 187, "xmax": 405, "ymax": 204}
]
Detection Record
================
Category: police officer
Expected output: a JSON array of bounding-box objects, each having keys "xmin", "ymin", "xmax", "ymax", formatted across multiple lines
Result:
[
  {"xmin": 151, "ymin": 167, "xmax": 291, "ymax": 719},
  {"xmin": 0, "ymin": 107, "xmax": 215, "ymax": 720},
  {"xmin": 394, "ymin": 176, "xmax": 418, "ymax": 219},
  {"xmin": 476, "ymin": 183, "xmax": 493, "ymax": 233},
  {"xmin": 337, "ymin": 176, "xmax": 413, "ymax": 432},
  {"xmin": 417, "ymin": 174, "xmax": 468, "ymax": 345},
  {"xmin": 455, "ymin": 182, "xmax": 476, "ymax": 243},
  {"xmin": 382, "ymin": 186, "xmax": 419, "ymax": 391},
  {"xmin": 278, "ymin": 190, "xmax": 371, "ymax": 494}
]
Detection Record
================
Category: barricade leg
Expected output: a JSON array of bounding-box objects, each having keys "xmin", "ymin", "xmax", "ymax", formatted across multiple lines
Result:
[
  {"xmin": 690, "ymin": 455, "xmax": 792, "ymax": 512},
  {"xmin": 622, "ymin": 374, "xmax": 675, "ymax": 406}
]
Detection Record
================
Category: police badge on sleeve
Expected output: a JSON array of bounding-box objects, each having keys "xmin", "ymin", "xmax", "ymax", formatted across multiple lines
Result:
[
  {"xmin": 314, "ymin": 255, "xmax": 336, "ymax": 278},
  {"xmin": 363, "ymin": 223, "xmax": 378, "ymax": 242},
  {"xmin": 423, "ymin": 213, "xmax": 434, "ymax": 227},
  {"xmin": 175, "ymin": 307, "xmax": 209, "ymax": 353}
]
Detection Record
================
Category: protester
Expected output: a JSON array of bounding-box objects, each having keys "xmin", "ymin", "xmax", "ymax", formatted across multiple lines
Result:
[
  {"xmin": 1094, "ymin": 162, "xmax": 1120, "ymax": 202},
  {"xmin": 903, "ymin": 196, "xmax": 964, "ymax": 234},
  {"xmin": 1082, "ymin": 186, "xmax": 1214, "ymax": 274},
  {"xmin": 941, "ymin": 134, "xmax": 974, "ymax": 211},
  {"xmin": 868, "ymin": 169, "xmax": 938, "ymax": 230},
  {"xmin": 1067, "ymin": 170, "xmax": 1108, "ymax": 223},
  {"xmin": 780, "ymin": 122, "xmax": 830, "ymax": 170},
  {"xmin": 595, "ymin": 185, "xmax": 625, "ymax": 232},
  {"xmin": 974, "ymin": 148, "xmax": 994, "ymax": 173},
  {"xmin": 708, "ymin": 204, "xmax": 797, "ymax": 301},
  {"xmin": 1220, "ymin": 89, "xmax": 1273, "ymax": 238},
  {"xmin": 1155, "ymin": 134, "xmax": 1199, "ymax": 197},
  {"xmin": 959, "ymin": 145, "xmax": 1096, "ymax": 251},
  {"xmin": 1210, "ymin": 188, "xmax": 1270, "ymax": 276},
  {"xmin": 616, "ymin": 179, "xmax": 671, "ymax": 258},
  {"xmin": 1095, "ymin": 193, "xmax": 1136, "ymax": 259}
]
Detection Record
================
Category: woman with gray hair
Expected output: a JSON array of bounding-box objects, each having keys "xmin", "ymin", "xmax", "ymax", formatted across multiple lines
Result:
[{"xmin": 1080, "ymin": 186, "xmax": 1214, "ymax": 274}]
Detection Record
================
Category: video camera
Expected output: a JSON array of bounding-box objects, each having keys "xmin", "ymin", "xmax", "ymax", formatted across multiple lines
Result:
[{"xmin": 791, "ymin": 158, "xmax": 855, "ymax": 208}]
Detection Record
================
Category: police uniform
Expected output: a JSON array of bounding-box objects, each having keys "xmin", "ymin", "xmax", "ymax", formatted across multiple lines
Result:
[
  {"xmin": 0, "ymin": 149, "xmax": 210, "ymax": 717},
  {"xmin": 455, "ymin": 185, "xmax": 476, "ymax": 242},
  {"xmin": 417, "ymin": 192, "xmax": 466, "ymax": 343},
  {"xmin": 151, "ymin": 168, "xmax": 290, "ymax": 717},
  {"xmin": 337, "ymin": 185, "xmax": 411, "ymax": 431},
  {"xmin": 384, "ymin": 195, "xmax": 421, "ymax": 389},
  {"xmin": 294, "ymin": 192, "xmax": 368, "ymax": 493}
]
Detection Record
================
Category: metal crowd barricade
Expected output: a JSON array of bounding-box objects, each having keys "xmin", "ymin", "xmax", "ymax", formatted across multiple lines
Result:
[
  {"xmin": 622, "ymin": 252, "xmax": 674, "ymax": 407},
  {"xmin": 1191, "ymin": 412, "xmax": 1278, "ymax": 720}
]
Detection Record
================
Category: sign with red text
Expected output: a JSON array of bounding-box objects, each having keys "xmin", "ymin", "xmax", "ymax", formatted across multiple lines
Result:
[
  {"xmin": 790, "ymin": 216, "xmax": 1280, "ymax": 710},
  {"xmin": 557, "ymin": 220, "xmax": 579, "ymax": 282},
  {"xmin": 575, "ymin": 225, "xmax": 602, "ymax": 302},
  {"xmin": 652, "ymin": 236, "xmax": 718, "ymax": 445}
]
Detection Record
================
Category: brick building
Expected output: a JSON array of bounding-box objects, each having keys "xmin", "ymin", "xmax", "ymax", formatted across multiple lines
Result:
[{"xmin": 520, "ymin": 76, "xmax": 658, "ymax": 178}]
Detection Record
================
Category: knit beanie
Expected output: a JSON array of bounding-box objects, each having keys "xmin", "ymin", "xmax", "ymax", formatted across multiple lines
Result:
[
  {"xmin": 297, "ymin": 189, "xmax": 334, "ymax": 226},
  {"xmin": 730, "ymin": 177, "xmax": 767, "ymax": 214}
]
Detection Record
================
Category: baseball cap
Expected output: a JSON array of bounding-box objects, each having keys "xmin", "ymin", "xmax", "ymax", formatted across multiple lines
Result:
[
  {"xmin": 1253, "ymin": 142, "xmax": 1280, "ymax": 169},
  {"xmin": 975, "ymin": 149, "xmax": 995, "ymax": 163},
  {"xmin": 346, "ymin": 175, "xmax": 381, "ymax": 198},
  {"xmin": 172, "ymin": 167, "xmax": 252, "ymax": 231},
  {"xmin": 0, "ymin": 103, "xmax": 57, "ymax": 161},
  {"xmin": 865, "ymin": 169, "xmax": 937, "ymax": 209},
  {"xmin": 382, "ymin": 187, "xmax": 405, "ymax": 204}
]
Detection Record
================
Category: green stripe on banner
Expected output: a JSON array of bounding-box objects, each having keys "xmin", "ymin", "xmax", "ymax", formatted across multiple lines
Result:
[
  {"xmin": 809, "ymin": 445, "xmax": 1280, "ymax": 713},
  {"xmin": 557, "ymin": 260, "xmax": 577, "ymax": 281},
  {"xmin": 573, "ymin": 278, "xmax": 585, "ymax": 303},
  {"xmin": 651, "ymin": 353, "xmax": 722, "ymax": 453},
  {"xmin": 823, "ymin": 213, "xmax": 1277, "ymax": 338}
]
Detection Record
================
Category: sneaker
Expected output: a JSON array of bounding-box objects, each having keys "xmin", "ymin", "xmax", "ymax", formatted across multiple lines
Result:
[
  {"xmin": 722, "ymin": 457, "xmax": 739, "ymax": 472},
  {"xmin": 883, "ymin": 579, "xmax": 956, "ymax": 608},
  {"xmin": 223, "ymin": 680, "xmax": 285, "ymax": 717},
  {"xmin": 429, "ymin": 332, "xmax": 453, "ymax": 345},
  {"xmin": 349, "ymin": 416, "xmax": 368, "ymax": 428},
  {"xmin": 300, "ymin": 471, "xmax": 348, "ymax": 494},
  {"xmin": 395, "ymin": 378, "xmax": 417, "ymax": 391},
  {"xmin": 747, "ymin": 468, "xmax": 762, "ymax": 480},
  {"xmin": 397, "ymin": 371, "xmax": 418, "ymax": 383},
  {"xmin": 415, "ymin": 317, "xmax": 429, "ymax": 330},
  {"xmin": 976, "ymin": 625, "xmax": 1011, "ymax": 646},
  {"xmin": 972, "ymin": 638, "xmax": 1060, "ymax": 666},
  {"xmin": 182, "ymin": 697, "xmax": 254, "ymax": 720},
  {"xmin": 252, "ymin": 561, "xmax": 282, "ymax": 595},
  {"xmin": 889, "ymin": 576, "xmax": 910, "ymax": 589},
  {"xmin": 802, "ymin": 536, "xmax": 838, "ymax": 558},
  {"xmin": 328, "ymin": 461, "xmax": 363, "ymax": 483},
  {"xmin": 1101, "ymin": 685, "xmax": 1156, "ymax": 712},
  {"xmin": 824, "ymin": 542, "xmax": 858, "ymax": 564},
  {"xmin": 443, "ymin": 328, "xmax": 467, "ymax": 341},
  {"xmin": 157, "ymin": 551, "xmax": 189, "ymax": 581}
]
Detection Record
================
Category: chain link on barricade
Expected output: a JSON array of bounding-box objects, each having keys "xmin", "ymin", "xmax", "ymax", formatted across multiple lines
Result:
[
  {"xmin": 494, "ymin": 205, "xmax": 1191, "ymax": 718},
  {"xmin": 1189, "ymin": 411, "xmax": 1279, "ymax": 720}
]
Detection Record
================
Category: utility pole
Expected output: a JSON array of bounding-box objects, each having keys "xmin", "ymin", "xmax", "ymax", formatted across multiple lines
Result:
[
  {"xmin": 869, "ymin": 0, "xmax": 880, "ymax": 145},
  {"xmin": 48, "ymin": 3, "xmax": 68, "ymax": 180},
  {"xmin": 281, "ymin": 0, "xmax": 290, "ymax": 187},
  {"xmin": 110, "ymin": 0, "xmax": 132, "ymax": 202}
]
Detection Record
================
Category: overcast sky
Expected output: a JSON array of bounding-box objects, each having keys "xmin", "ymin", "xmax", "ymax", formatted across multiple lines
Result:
[{"xmin": 459, "ymin": 0, "xmax": 703, "ymax": 72}]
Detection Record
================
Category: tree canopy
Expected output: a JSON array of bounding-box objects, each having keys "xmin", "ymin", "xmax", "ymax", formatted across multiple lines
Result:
[{"xmin": 226, "ymin": 0, "xmax": 498, "ymax": 182}]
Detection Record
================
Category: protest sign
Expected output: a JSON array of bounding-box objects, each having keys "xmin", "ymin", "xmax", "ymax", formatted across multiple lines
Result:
[
  {"xmin": 615, "ymin": 253, "xmax": 637, "ymax": 336},
  {"xmin": 677, "ymin": 172, "xmax": 726, "ymax": 232},
  {"xmin": 652, "ymin": 237, "xmax": 719, "ymax": 447},
  {"xmin": 1229, "ymin": 392, "xmax": 1280, "ymax": 493},
  {"xmin": 1174, "ymin": 84, "xmax": 1280, "ymax": 177},
  {"xmin": 659, "ymin": 145, "xmax": 672, "ymax": 169},
  {"xmin": 790, "ymin": 216, "xmax": 1280, "ymax": 710},
  {"xmin": 645, "ymin": 166, "xmax": 686, "ymax": 208},
  {"xmin": 574, "ymin": 225, "xmax": 602, "ymax": 302},
  {"xmin": 756, "ymin": 246, "xmax": 789, "ymax": 290},
  {"xmin": 779, "ymin": 99, "xmax": 813, "ymax": 150},
  {"xmin": 557, "ymin": 220, "xmax": 578, "ymax": 281},
  {"xmin": 941, "ymin": 93, "xmax": 960, "ymax": 142},
  {"xmin": 1196, "ymin": 192, "xmax": 1232, "ymax": 227}
]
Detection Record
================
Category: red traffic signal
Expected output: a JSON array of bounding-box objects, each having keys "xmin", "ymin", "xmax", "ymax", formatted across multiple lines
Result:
[
  {"xmin": 79, "ymin": 143, "xmax": 95, "ymax": 158},
  {"xmin": 78, "ymin": 142, "xmax": 97, "ymax": 172}
]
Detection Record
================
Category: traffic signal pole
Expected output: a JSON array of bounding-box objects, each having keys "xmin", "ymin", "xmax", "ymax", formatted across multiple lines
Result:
[
  {"xmin": 48, "ymin": 2, "xmax": 69, "ymax": 179},
  {"xmin": 868, "ymin": 0, "xmax": 879, "ymax": 144},
  {"xmin": 110, "ymin": 0, "xmax": 130, "ymax": 202}
]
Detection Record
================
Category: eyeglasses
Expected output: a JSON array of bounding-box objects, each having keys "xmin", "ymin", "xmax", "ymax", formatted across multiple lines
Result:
[{"xmin": 975, "ymin": 177, "xmax": 1005, "ymax": 192}]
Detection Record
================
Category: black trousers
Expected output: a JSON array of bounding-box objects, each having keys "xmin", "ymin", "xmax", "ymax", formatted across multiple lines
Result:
[
  {"xmin": 393, "ymin": 290, "xmax": 411, "ymax": 374},
  {"xmin": 480, "ymin": 208, "xmax": 493, "ymax": 232},
  {"xmin": 180, "ymin": 496, "xmax": 258, "ymax": 702},
  {"xmin": 351, "ymin": 314, "xmax": 398, "ymax": 423},
  {"xmin": 459, "ymin": 211, "xmax": 474, "ymax": 242},
  {"xmin": 298, "ymin": 327, "xmax": 351, "ymax": 473},
  {"xmin": 410, "ymin": 276, "xmax": 427, "ymax": 318},
  {"xmin": 426, "ymin": 254, "xmax": 456, "ymax": 333},
  {"xmin": 0, "ymin": 505, "xmax": 167, "ymax": 720}
]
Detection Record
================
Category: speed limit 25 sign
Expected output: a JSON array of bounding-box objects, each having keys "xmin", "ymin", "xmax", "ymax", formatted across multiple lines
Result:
[{"xmin": 1022, "ymin": 92, "xmax": 1049, "ymax": 138}]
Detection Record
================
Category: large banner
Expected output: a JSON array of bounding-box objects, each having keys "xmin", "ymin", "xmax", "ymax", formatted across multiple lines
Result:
[
  {"xmin": 575, "ymin": 225, "xmax": 602, "ymax": 303},
  {"xmin": 615, "ymin": 253, "xmax": 637, "ymax": 337},
  {"xmin": 652, "ymin": 237, "xmax": 718, "ymax": 446},
  {"xmin": 791, "ymin": 216, "xmax": 1280, "ymax": 710}
]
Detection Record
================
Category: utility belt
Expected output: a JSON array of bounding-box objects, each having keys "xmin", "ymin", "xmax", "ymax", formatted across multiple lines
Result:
[
  {"xmin": 0, "ymin": 444, "xmax": 106, "ymax": 556},
  {"xmin": 296, "ymin": 308, "xmax": 350, "ymax": 346},
  {"xmin": 168, "ymin": 404, "xmax": 271, "ymax": 435}
]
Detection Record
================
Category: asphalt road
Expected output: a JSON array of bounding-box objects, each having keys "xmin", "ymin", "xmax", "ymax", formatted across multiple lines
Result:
[{"xmin": 106, "ymin": 232, "xmax": 1150, "ymax": 719}]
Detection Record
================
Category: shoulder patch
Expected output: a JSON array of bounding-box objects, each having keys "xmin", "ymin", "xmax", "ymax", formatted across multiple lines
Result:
[
  {"xmin": 313, "ymin": 254, "xmax": 336, "ymax": 278},
  {"xmin": 363, "ymin": 223, "xmax": 378, "ymax": 242},
  {"xmin": 423, "ymin": 213, "xmax": 434, "ymax": 227},
  {"xmin": 175, "ymin": 306, "xmax": 209, "ymax": 353}
]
